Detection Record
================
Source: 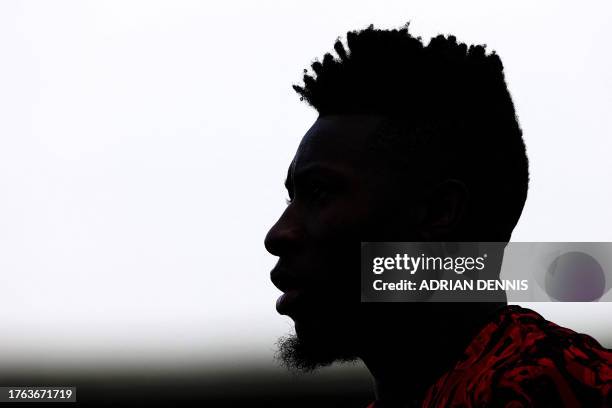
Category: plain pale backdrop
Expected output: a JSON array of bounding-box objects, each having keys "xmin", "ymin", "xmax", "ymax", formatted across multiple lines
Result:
[{"xmin": 0, "ymin": 0, "xmax": 610, "ymax": 372}]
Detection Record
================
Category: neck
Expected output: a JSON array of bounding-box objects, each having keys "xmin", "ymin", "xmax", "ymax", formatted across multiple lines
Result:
[{"xmin": 360, "ymin": 302, "xmax": 505, "ymax": 408}]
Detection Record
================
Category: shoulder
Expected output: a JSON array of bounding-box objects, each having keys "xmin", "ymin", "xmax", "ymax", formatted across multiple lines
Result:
[{"xmin": 422, "ymin": 305, "xmax": 612, "ymax": 407}]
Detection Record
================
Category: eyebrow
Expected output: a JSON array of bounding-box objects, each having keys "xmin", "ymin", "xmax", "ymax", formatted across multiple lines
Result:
[{"xmin": 284, "ymin": 163, "xmax": 349, "ymax": 194}]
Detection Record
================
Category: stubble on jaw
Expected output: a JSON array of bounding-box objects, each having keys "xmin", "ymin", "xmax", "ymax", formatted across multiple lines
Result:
[{"xmin": 275, "ymin": 334, "xmax": 358, "ymax": 373}]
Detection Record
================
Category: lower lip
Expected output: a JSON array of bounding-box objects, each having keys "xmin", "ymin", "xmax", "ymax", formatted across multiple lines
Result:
[{"xmin": 276, "ymin": 289, "xmax": 302, "ymax": 315}]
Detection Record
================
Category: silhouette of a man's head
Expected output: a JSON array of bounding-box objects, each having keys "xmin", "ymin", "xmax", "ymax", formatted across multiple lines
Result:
[{"xmin": 265, "ymin": 24, "xmax": 529, "ymax": 372}]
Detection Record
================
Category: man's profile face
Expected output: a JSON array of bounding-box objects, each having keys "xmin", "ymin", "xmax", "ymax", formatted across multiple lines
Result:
[{"xmin": 264, "ymin": 114, "xmax": 425, "ymax": 369}]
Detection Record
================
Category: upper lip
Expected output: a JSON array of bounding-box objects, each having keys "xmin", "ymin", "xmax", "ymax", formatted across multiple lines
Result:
[{"xmin": 270, "ymin": 264, "xmax": 303, "ymax": 293}]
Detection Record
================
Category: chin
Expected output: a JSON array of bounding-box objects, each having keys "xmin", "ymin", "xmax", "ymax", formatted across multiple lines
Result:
[
  {"xmin": 297, "ymin": 316, "xmax": 358, "ymax": 352},
  {"xmin": 294, "ymin": 313, "xmax": 340, "ymax": 341},
  {"xmin": 276, "ymin": 328, "xmax": 358, "ymax": 373}
]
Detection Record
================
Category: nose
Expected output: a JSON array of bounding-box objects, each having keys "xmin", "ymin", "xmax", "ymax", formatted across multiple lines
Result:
[{"xmin": 264, "ymin": 207, "xmax": 302, "ymax": 257}]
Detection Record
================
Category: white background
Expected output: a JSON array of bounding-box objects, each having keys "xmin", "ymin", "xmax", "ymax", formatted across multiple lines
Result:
[{"xmin": 0, "ymin": 0, "xmax": 610, "ymax": 371}]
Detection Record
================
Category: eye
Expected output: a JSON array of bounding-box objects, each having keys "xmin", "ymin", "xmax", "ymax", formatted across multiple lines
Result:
[{"xmin": 286, "ymin": 176, "xmax": 337, "ymax": 206}]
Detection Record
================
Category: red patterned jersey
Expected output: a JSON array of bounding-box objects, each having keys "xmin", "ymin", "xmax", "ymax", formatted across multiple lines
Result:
[{"xmin": 370, "ymin": 306, "xmax": 612, "ymax": 407}]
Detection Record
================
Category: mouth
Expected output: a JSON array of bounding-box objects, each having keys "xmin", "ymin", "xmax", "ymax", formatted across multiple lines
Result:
[{"xmin": 275, "ymin": 288, "xmax": 304, "ymax": 317}]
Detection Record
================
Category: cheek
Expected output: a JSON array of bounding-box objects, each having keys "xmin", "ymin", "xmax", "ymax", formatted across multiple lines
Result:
[
  {"xmin": 304, "ymin": 243, "xmax": 361, "ymax": 307},
  {"xmin": 309, "ymin": 195, "xmax": 372, "ymax": 240},
  {"xmin": 300, "ymin": 195, "xmax": 374, "ymax": 290}
]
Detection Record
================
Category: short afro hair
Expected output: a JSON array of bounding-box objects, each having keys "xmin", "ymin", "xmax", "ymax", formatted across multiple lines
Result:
[{"xmin": 293, "ymin": 24, "xmax": 529, "ymax": 241}]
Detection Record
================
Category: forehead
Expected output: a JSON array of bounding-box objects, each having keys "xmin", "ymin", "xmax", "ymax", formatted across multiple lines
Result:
[{"xmin": 293, "ymin": 114, "xmax": 385, "ymax": 172}]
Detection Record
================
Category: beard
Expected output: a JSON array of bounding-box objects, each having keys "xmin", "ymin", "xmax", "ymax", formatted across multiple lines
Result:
[
  {"xmin": 275, "ymin": 314, "xmax": 360, "ymax": 373},
  {"xmin": 274, "ymin": 276, "xmax": 365, "ymax": 373},
  {"xmin": 275, "ymin": 334, "xmax": 358, "ymax": 373}
]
